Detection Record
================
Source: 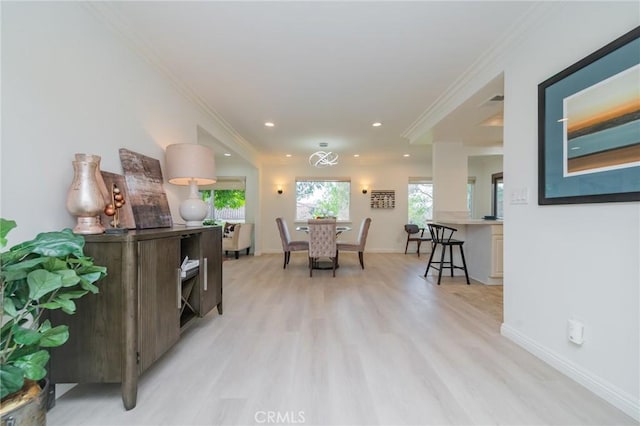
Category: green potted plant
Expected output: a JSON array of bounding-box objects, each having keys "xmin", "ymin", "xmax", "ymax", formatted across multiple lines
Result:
[{"xmin": 0, "ymin": 218, "xmax": 107, "ymax": 424}]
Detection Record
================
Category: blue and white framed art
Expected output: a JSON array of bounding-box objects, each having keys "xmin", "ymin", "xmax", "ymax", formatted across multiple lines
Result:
[{"xmin": 538, "ymin": 26, "xmax": 640, "ymax": 205}]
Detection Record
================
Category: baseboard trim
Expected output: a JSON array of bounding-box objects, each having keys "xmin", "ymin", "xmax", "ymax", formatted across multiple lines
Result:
[{"xmin": 501, "ymin": 323, "xmax": 640, "ymax": 421}]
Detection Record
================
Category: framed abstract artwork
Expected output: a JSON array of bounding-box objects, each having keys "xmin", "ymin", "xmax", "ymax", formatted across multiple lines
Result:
[
  {"xmin": 119, "ymin": 148, "xmax": 173, "ymax": 229},
  {"xmin": 538, "ymin": 26, "xmax": 640, "ymax": 205}
]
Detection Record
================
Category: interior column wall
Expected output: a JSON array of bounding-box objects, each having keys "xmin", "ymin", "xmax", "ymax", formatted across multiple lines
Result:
[
  {"xmin": 432, "ymin": 141, "xmax": 468, "ymax": 219},
  {"xmin": 501, "ymin": 3, "xmax": 639, "ymax": 418}
]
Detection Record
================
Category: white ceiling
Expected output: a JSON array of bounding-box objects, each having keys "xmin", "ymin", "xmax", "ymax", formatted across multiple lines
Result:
[{"xmin": 107, "ymin": 1, "xmax": 533, "ymax": 164}]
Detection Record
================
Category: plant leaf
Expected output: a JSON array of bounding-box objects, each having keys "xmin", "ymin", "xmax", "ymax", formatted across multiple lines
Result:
[
  {"xmin": 13, "ymin": 350, "xmax": 49, "ymax": 380},
  {"xmin": 44, "ymin": 257, "xmax": 69, "ymax": 271},
  {"xmin": 12, "ymin": 325, "xmax": 41, "ymax": 346},
  {"xmin": 3, "ymin": 256, "xmax": 48, "ymax": 271},
  {"xmin": 29, "ymin": 229, "xmax": 85, "ymax": 258},
  {"xmin": 3, "ymin": 297, "xmax": 17, "ymax": 317},
  {"xmin": 79, "ymin": 279, "xmax": 99, "ymax": 294},
  {"xmin": 39, "ymin": 325, "xmax": 69, "ymax": 347},
  {"xmin": 39, "ymin": 319, "xmax": 52, "ymax": 332},
  {"xmin": 27, "ymin": 269, "xmax": 63, "ymax": 300},
  {"xmin": 0, "ymin": 364, "xmax": 24, "ymax": 399},
  {"xmin": 79, "ymin": 270, "xmax": 106, "ymax": 285},
  {"xmin": 2, "ymin": 228, "xmax": 85, "ymax": 265},
  {"xmin": 1, "ymin": 268, "xmax": 28, "ymax": 282},
  {"xmin": 55, "ymin": 269, "xmax": 81, "ymax": 287},
  {"xmin": 52, "ymin": 297, "xmax": 76, "ymax": 314},
  {"xmin": 0, "ymin": 218, "xmax": 17, "ymax": 249},
  {"xmin": 57, "ymin": 290, "xmax": 88, "ymax": 300},
  {"xmin": 39, "ymin": 301, "xmax": 63, "ymax": 310}
]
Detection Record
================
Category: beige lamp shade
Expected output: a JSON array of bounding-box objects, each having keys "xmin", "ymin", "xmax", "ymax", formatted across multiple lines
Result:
[
  {"xmin": 165, "ymin": 143, "xmax": 216, "ymax": 185},
  {"xmin": 165, "ymin": 143, "xmax": 216, "ymax": 226}
]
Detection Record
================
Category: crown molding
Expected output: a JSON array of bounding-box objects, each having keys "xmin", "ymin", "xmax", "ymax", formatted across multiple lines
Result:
[
  {"xmin": 83, "ymin": 3, "xmax": 260, "ymax": 163},
  {"xmin": 402, "ymin": 2, "xmax": 556, "ymax": 144}
]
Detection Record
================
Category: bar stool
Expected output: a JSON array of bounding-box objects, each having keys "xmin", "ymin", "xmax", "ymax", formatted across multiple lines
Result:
[{"xmin": 424, "ymin": 224, "xmax": 470, "ymax": 285}]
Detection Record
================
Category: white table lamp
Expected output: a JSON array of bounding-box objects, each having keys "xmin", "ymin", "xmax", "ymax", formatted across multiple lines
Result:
[{"xmin": 165, "ymin": 143, "xmax": 216, "ymax": 226}]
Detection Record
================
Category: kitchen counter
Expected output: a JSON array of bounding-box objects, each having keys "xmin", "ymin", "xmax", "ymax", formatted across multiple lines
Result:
[
  {"xmin": 433, "ymin": 219, "xmax": 503, "ymax": 285},
  {"xmin": 437, "ymin": 218, "xmax": 503, "ymax": 225}
]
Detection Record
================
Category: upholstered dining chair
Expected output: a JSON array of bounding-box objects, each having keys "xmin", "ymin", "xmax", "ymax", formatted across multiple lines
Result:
[
  {"xmin": 275, "ymin": 217, "xmax": 309, "ymax": 269},
  {"xmin": 404, "ymin": 224, "xmax": 432, "ymax": 257},
  {"xmin": 307, "ymin": 218, "xmax": 337, "ymax": 277},
  {"xmin": 337, "ymin": 217, "xmax": 372, "ymax": 269}
]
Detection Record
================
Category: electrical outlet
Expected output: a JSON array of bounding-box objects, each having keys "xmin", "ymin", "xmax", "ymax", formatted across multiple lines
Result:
[{"xmin": 568, "ymin": 319, "xmax": 584, "ymax": 345}]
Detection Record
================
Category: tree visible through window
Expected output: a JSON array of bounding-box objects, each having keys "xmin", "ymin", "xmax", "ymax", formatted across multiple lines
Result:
[
  {"xmin": 408, "ymin": 181, "xmax": 433, "ymax": 226},
  {"xmin": 295, "ymin": 179, "xmax": 350, "ymax": 221},
  {"xmin": 200, "ymin": 189, "xmax": 246, "ymax": 222}
]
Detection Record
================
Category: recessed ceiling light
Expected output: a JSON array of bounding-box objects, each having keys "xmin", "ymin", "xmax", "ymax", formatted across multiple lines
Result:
[
  {"xmin": 372, "ymin": 122, "xmax": 382, "ymax": 127},
  {"xmin": 264, "ymin": 122, "xmax": 275, "ymax": 127},
  {"xmin": 403, "ymin": 154, "xmax": 410, "ymax": 157},
  {"xmin": 353, "ymin": 154, "xmax": 360, "ymax": 158},
  {"xmin": 223, "ymin": 153, "xmax": 231, "ymax": 157},
  {"xmin": 285, "ymin": 154, "xmax": 292, "ymax": 157}
]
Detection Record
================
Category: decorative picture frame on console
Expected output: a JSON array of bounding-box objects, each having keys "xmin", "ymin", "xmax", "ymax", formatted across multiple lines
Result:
[{"xmin": 119, "ymin": 148, "xmax": 173, "ymax": 228}]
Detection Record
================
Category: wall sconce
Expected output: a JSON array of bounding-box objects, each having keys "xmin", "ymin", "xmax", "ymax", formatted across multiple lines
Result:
[
  {"xmin": 362, "ymin": 186, "xmax": 368, "ymax": 194},
  {"xmin": 277, "ymin": 185, "xmax": 283, "ymax": 195}
]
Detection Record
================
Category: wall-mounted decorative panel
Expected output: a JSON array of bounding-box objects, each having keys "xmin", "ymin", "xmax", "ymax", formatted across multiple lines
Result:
[{"xmin": 371, "ymin": 190, "xmax": 395, "ymax": 209}]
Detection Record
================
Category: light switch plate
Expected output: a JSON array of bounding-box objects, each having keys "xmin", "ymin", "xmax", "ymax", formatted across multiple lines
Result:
[{"xmin": 510, "ymin": 187, "xmax": 529, "ymax": 205}]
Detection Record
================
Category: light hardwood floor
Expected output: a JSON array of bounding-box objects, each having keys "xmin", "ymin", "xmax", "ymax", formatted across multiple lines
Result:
[{"xmin": 48, "ymin": 253, "xmax": 636, "ymax": 426}]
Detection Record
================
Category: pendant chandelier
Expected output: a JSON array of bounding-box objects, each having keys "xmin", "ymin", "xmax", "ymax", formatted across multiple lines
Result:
[{"xmin": 309, "ymin": 143, "xmax": 338, "ymax": 167}]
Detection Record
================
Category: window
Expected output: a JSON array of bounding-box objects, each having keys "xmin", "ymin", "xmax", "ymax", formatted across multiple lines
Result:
[
  {"xmin": 408, "ymin": 179, "xmax": 433, "ymax": 226},
  {"xmin": 467, "ymin": 177, "xmax": 476, "ymax": 218},
  {"xmin": 200, "ymin": 189, "xmax": 246, "ymax": 222},
  {"xmin": 295, "ymin": 178, "xmax": 350, "ymax": 221},
  {"xmin": 492, "ymin": 172, "xmax": 504, "ymax": 218},
  {"xmin": 409, "ymin": 178, "xmax": 474, "ymax": 224},
  {"xmin": 199, "ymin": 177, "xmax": 247, "ymax": 223}
]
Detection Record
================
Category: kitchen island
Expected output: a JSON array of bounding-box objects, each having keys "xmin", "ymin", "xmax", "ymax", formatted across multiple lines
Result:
[{"xmin": 433, "ymin": 219, "xmax": 503, "ymax": 285}]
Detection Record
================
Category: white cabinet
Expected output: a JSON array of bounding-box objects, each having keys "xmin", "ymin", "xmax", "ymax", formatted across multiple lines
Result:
[{"xmin": 491, "ymin": 229, "xmax": 504, "ymax": 278}]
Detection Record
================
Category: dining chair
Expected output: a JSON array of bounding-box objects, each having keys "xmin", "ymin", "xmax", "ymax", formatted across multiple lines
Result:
[
  {"xmin": 404, "ymin": 224, "xmax": 432, "ymax": 256},
  {"xmin": 275, "ymin": 217, "xmax": 309, "ymax": 269},
  {"xmin": 336, "ymin": 218, "xmax": 371, "ymax": 269},
  {"xmin": 307, "ymin": 218, "xmax": 337, "ymax": 277}
]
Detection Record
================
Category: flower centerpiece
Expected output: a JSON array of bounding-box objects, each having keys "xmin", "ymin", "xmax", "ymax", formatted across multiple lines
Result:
[{"xmin": 313, "ymin": 208, "xmax": 336, "ymax": 219}]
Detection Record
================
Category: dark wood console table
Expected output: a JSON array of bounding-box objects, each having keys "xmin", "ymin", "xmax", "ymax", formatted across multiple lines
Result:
[{"xmin": 49, "ymin": 226, "xmax": 223, "ymax": 410}]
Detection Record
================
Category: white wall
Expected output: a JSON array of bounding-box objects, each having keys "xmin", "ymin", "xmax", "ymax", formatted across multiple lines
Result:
[
  {"xmin": 260, "ymin": 159, "xmax": 432, "ymax": 254},
  {"xmin": 432, "ymin": 141, "xmax": 468, "ymax": 219},
  {"xmin": 501, "ymin": 3, "xmax": 639, "ymax": 418},
  {"xmin": 1, "ymin": 2, "xmax": 252, "ymax": 245}
]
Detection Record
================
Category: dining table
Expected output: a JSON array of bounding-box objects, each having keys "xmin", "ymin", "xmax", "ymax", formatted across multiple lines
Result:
[{"xmin": 295, "ymin": 225, "xmax": 352, "ymax": 234}]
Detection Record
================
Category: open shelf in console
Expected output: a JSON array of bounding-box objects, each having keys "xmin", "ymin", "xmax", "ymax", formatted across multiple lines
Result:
[{"xmin": 180, "ymin": 234, "xmax": 201, "ymax": 330}]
